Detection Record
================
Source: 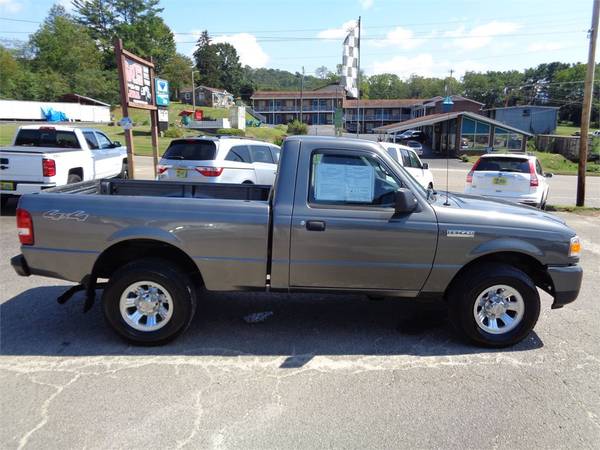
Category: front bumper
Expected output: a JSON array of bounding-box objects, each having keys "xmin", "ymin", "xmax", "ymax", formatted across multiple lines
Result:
[
  {"xmin": 548, "ymin": 264, "xmax": 583, "ymax": 309},
  {"xmin": 11, "ymin": 254, "xmax": 30, "ymax": 277}
]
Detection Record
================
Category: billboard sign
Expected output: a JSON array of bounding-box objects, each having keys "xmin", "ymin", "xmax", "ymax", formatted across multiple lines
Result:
[
  {"xmin": 125, "ymin": 57, "xmax": 153, "ymax": 107},
  {"xmin": 155, "ymin": 78, "xmax": 170, "ymax": 106}
]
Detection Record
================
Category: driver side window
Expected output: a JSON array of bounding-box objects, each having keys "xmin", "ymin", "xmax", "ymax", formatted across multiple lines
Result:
[
  {"xmin": 95, "ymin": 132, "xmax": 113, "ymax": 149},
  {"xmin": 309, "ymin": 151, "xmax": 401, "ymax": 207}
]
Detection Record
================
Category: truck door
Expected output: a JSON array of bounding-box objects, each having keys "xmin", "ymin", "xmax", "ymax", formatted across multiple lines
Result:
[
  {"xmin": 93, "ymin": 132, "xmax": 121, "ymax": 178},
  {"xmin": 288, "ymin": 147, "xmax": 437, "ymax": 292}
]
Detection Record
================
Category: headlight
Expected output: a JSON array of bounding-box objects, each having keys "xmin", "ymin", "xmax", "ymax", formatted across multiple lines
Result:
[{"xmin": 569, "ymin": 236, "xmax": 581, "ymax": 257}]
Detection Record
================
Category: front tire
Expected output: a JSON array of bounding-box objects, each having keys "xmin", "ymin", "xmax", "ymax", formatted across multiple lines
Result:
[
  {"xmin": 102, "ymin": 258, "xmax": 197, "ymax": 345},
  {"xmin": 119, "ymin": 162, "xmax": 128, "ymax": 179},
  {"xmin": 447, "ymin": 263, "xmax": 540, "ymax": 347}
]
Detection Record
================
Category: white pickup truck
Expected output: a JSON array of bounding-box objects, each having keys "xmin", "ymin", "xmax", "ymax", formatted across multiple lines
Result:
[{"xmin": 0, "ymin": 125, "xmax": 127, "ymax": 206}]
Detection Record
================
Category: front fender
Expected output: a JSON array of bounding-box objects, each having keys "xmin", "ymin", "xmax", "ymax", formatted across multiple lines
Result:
[{"xmin": 469, "ymin": 237, "xmax": 544, "ymax": 259}]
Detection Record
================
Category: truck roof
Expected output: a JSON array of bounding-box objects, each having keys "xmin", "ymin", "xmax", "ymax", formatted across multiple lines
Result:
[
  {"xmin": 285, "ymin": 135, "xmax": 383, "ymax": 148},
  {"xmin": 18, "ymin": 124, "xmax": 100, "ymax": 133}
]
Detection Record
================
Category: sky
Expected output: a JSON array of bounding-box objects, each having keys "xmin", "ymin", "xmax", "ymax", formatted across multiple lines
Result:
[{"xmin": 0, "ymin": 0, "xmax": 595, "ymax": 79}]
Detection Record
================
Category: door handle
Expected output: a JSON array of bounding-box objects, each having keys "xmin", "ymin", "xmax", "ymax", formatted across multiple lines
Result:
[{"xmin": 306, "ymin": 220, "xmax": 326, "ymax": 231}]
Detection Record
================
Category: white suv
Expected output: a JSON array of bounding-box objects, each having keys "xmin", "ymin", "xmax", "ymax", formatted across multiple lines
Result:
[
  {"xmin": 157, "ymin": 136, "xmax": 280, "ymax": 185},
  {"xmin": 464, "ymin": 153, "xmax": 552, "ymax": 209},
  {"xmin": 383, "ymin": 143, "xmax": 434, "ymax": 189}
]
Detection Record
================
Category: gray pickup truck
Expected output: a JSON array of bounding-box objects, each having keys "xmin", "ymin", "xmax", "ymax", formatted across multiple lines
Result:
[{"xmin": 11, "ymin": 136, "xmax": 583, "ymax": 347}]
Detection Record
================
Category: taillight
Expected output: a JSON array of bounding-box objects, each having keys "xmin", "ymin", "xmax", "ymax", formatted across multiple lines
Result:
[
  {"xmin": 195, "ymin": 167, "xmax": 223, "ymax": 177},
  {"xmin": 157, "ymin": 165, "xmax": 168, "ymax": 174},
  {"xmin": 466, "ymin": 158, "xmax": 481, "ymax": 183},
  {"xmin": 16, "ymin": 208, "xmax": 34, "ymax": 245},
  {"xmin": 42, "ymin": 158, "xmax": 56, "ymax": 177},
  {"xmin": 529, "ymin": 160, "xmax": 539, "ymax": 187}
]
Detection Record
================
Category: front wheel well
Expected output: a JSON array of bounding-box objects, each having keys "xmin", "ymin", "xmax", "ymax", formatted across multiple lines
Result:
[
  {"xmin": 93, "ymin": 239, "xmax": 203, "ymax": 286},
  {"xmin": 445, "ymin": 251, "xmax": 553, "ymax": 298}
]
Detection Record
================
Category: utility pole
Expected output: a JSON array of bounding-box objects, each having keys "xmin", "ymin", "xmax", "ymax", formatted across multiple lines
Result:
[
  {"xmin": 191, "ymin": 69, "xmax": 197, "ymax": 111},
  {"xmin": 300, "ymin": 66, "xmax": 305, "ymax": 124},
  {"xmin": 577, "ymin": 0, "xmax": 599, "ymax": 206},
  {"xmin": 356, "ymin": 16, "xmax": 361, "ymax": 137}
]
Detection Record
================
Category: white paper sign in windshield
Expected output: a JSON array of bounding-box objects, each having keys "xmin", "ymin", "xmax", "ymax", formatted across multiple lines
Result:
[{"xmin": 314, "ymin": 163, "xmax": 374, "ymax": 202}]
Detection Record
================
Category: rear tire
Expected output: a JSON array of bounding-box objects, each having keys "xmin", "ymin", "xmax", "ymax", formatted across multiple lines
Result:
[
  {"xmin": 67, "ymin": 173, "xmax": 82, "ymax": 184},
  {"xmin": 102, "ymin": 258, "xmax": 197, "ymax": 345},
  {"xmin": 447, "ymin": 263, "xmax": 540, "ymax": 347}
]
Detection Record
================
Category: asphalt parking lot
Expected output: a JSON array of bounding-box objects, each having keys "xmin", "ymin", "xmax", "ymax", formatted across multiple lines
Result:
[{"xmin": 1, "ymin": 202, "xmax": 599, "ymax": 449}]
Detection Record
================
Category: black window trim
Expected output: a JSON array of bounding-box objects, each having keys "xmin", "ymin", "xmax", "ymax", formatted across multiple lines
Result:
[{"xmin": 306, "ymin": 147, "xmax": 403, "ymax": 212}]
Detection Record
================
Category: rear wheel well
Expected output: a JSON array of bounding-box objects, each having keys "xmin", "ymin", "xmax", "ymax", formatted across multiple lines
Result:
[
  {"xmin": 93, "ymin": 239, "xmax": 203, "ymax": 286},
  {"xmin": 445, "ymin": 252, "xmax": 552, "ymax": 298},
  {"xmin": 69, "ymin": 167, "xmax": 83, "ymax": 178}
]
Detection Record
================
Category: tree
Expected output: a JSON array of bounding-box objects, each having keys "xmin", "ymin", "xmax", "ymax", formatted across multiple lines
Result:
[
  {"xmin": 193, "ymin": 30, "xmax": 220, "ymax": 88},
  {"xmin": 72, "ymin": 0, "xmax": 174, "ymax": 71},
  {"xmin": 0, "ymin": 46, "xmax": 21, "ymax": 98},
  {"xmin": 315, "ymin": 66, "xmax": 329, "ymax": 79},
  {"xmin": 159, "ymin": 52, "xmax": 193, "ymax": 99},
  {"xmin": 30, "ymin": 5, "xmax": 102, "ymax": 77},
  {"xmin": 239, "ymin": 81, "xmax": 255, "ymax": 103},
  {"xmin": 368, "ymin": 74, "xmax": 409, "ymax": 99},
  {"xmin": 214, "ymin": 42, "xmax": 243, "ymax": 94},
  {"xmin": 72, "ymin": 0, "xmax": 117, "ymax": 54}
]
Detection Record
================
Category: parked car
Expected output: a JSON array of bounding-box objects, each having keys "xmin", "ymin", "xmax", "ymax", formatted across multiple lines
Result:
[
  {"xmin": 399, "ymin": 130, "xmax": 426, "ymax": 142},
  {"xmin": 12, "ymin": 136, "xmax": 582, "ymax": 347},
  {"xmin": 157, "ymin": 136, "xmax": 280, "ymax": 185},
  {"xmin": 384, "ymin": 143, "xmax": 434, "ymax": 189},
  {"xmin": 464, "ymin": 153, "xmax": 552, "ymax": 209},
  {"xmin": 405, "ymin": 140, "xmax": 424, "ymax": 155},
  {"xmin": 0, "ymin": 125, "xmax": 127, "ymax": 207}
]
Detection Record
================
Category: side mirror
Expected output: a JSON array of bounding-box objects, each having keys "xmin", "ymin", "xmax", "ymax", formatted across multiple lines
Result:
[
  {"xmin": 113, "ymin": 141, "xmax": 122, "ymax": 147},
  {"xmin": 422, "ymin": 162, "xmax": 429, "ymax": 169},
  {"xmin": 394, "ymin": 188, "xmax": 418, "ymax": 214},
  {"xmin": 545, "ymin": 172, "xmax": 553, "ymax": 178}
]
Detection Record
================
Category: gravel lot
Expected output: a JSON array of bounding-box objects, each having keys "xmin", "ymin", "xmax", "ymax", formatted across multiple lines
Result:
[{"xmin": 1, "ymin": 204, "xmax": 599, "ymax": 449}]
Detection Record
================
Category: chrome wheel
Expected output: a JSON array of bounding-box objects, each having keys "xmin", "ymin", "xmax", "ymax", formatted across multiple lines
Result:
[
  {"xmin": 473, "ymin": 284, "xmax": 524, "ymax": 335},
  {"xmin": 119, "ymin": 281, "xmax": 173, "ymax": 332}
]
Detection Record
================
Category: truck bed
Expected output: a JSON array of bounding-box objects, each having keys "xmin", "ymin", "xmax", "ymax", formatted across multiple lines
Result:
[{"xmin": 45, "ymin": 179, "xmax": 272, "ymax": 201}]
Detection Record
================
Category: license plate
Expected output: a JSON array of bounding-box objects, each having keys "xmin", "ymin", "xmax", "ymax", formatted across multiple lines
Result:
[
  {"xmin": 493, "ymin": 177, "xmax": 507, "ymax": 185},
  {"xmin": 0, "ymin": 181, "xmax": 14, "ymax": 191},
  {"xmin": 176, "ymin": 168, "xmax": 187, "ymax": 178}
]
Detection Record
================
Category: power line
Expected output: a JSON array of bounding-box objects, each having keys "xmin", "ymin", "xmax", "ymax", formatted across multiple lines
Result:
[{"xmin": 175, "ymin": 30, "xmax": 586, "ymax": 44}]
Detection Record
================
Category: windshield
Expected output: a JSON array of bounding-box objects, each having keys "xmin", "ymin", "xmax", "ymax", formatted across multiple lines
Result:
[
  {"xmin": 476, "ymin": 157, "xmax": 530, "ymax": 173},
  {"xmin": 163, "ymin": 140, "xmax": 217, "ymax": 161}
]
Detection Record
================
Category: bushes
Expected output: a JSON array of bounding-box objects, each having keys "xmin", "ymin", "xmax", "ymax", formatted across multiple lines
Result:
[
  {"xmin": 274, "ymin": 135, "xmax": 286, "ymax": 146},
  {"xmin": 287, "ymin": 119, "xmax": 308, "ymax": 135},
  {"xmin": 163, "ymin": 127, "xmax": 184, "ymax": 138},
  {"xmin": 216, "ymin": 128, "xmax": 245, "ymax": 136}
]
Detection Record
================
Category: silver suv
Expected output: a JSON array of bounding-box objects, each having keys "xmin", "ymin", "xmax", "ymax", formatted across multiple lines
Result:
[{"xmin": 157, "ymin": 136, "xmax": 280, "ymax": 185}]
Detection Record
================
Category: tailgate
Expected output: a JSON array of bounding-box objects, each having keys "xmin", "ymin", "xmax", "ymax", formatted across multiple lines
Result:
[
  {"xmin": 0, "ymin": 150, "xmax": 44, "ymax": 182},
  {"xmin": 472, "ymin": 171, "xmax": 531, "ymax": 194}
]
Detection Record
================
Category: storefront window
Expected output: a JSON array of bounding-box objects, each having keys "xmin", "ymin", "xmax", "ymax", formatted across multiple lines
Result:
[
  {"xmin": 494, "ymin": 127, "xmax": 510, "ymax": 148},
  {"xmin": 461, "ymin": 117, "xmax": 490, "ymax": 150}
]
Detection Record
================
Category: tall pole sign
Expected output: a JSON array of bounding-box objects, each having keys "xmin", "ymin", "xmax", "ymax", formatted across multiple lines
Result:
[{"xmin": 115, "ymin": 38, "xmax": 161, "ymax": 179}]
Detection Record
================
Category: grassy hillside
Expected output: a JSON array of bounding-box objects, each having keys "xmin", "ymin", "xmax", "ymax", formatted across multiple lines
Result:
[{"xmin": 0, "ymin": 102, "xmax": 284, "ymax": 157}]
